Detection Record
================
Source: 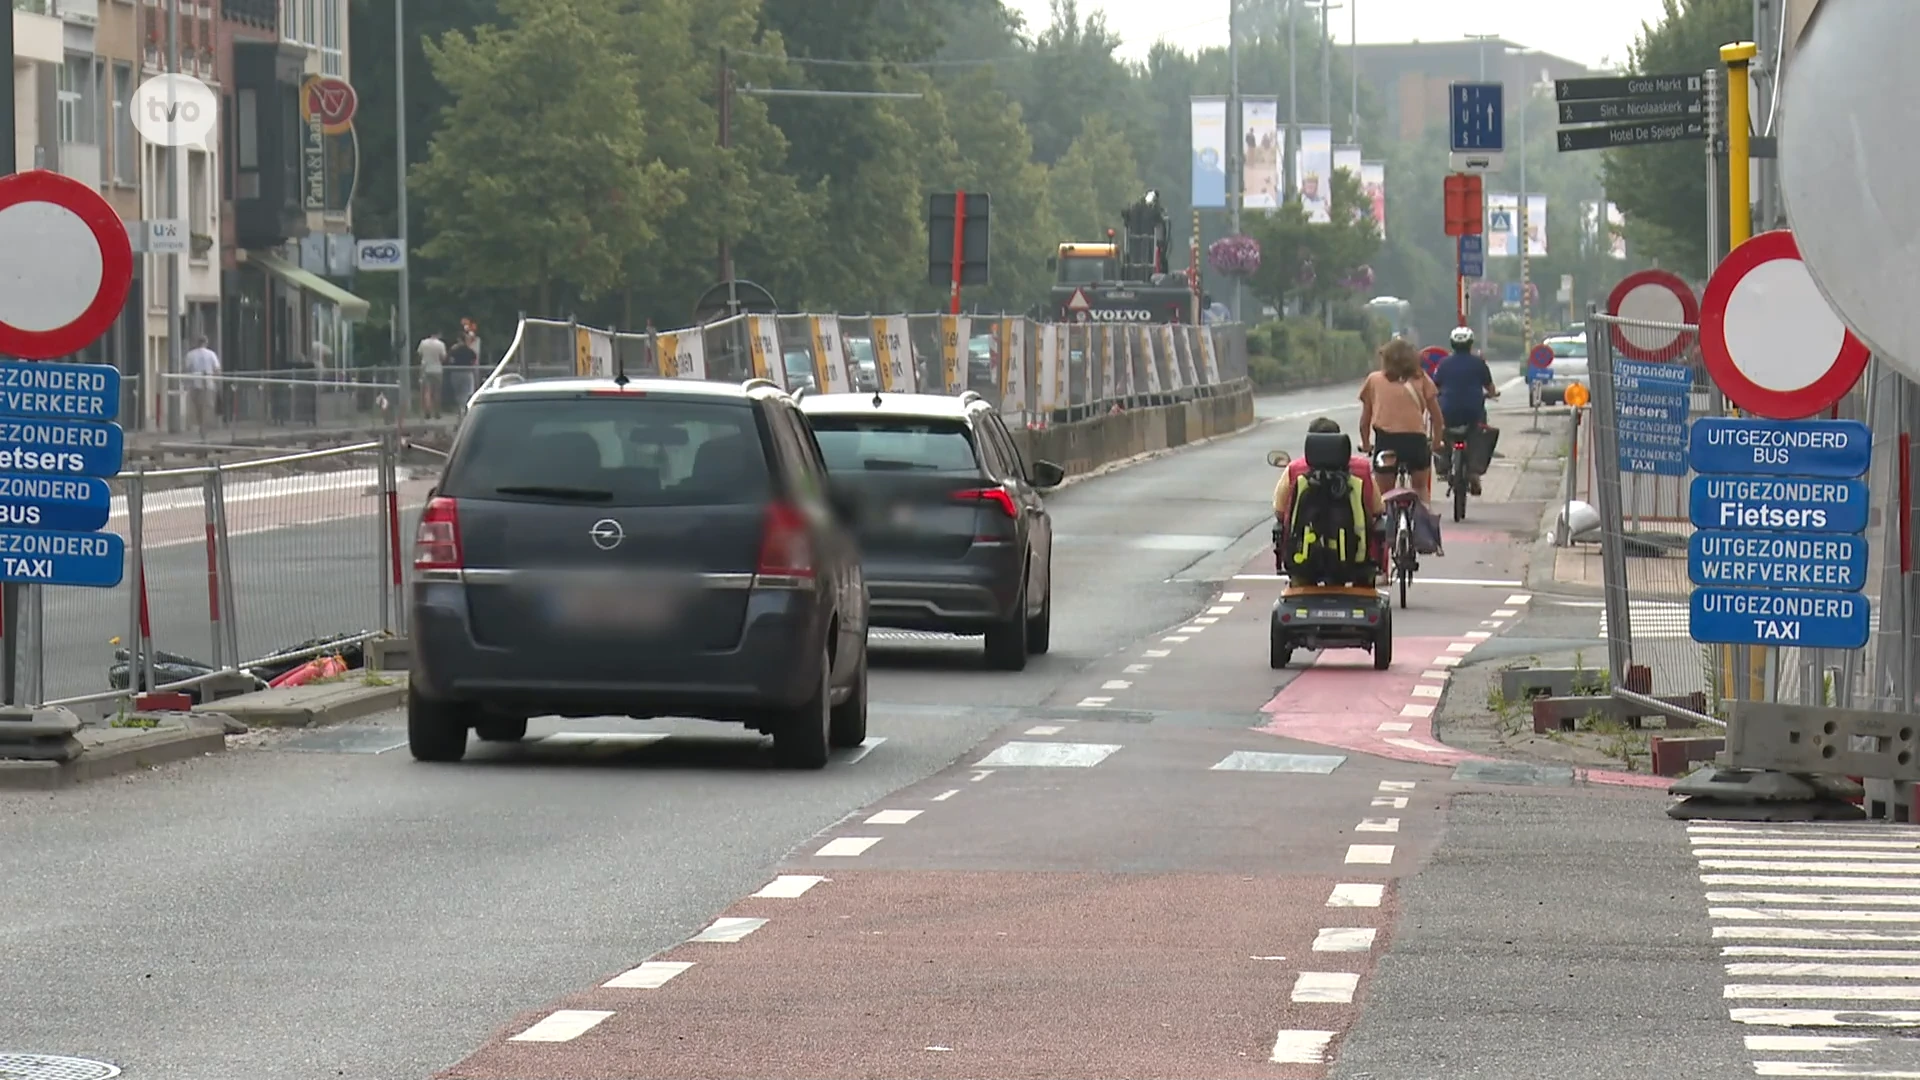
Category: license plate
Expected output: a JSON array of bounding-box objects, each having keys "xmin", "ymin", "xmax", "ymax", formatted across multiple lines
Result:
[{"xmin": 550, "ymin": 582, "xmax": 682, "ymax": 629}]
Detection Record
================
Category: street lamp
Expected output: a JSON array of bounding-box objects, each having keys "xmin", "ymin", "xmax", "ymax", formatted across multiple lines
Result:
[
  {"xmin": 1507, "ymin": 47, "xmax": 1540, "ymax": 351},
  {"xmin": 1465, "ymin": 33, "xmax": 1500, "ymax": 80}
]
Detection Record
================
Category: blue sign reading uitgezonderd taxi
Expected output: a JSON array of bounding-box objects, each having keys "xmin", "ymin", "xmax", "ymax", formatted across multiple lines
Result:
[
  {"xmin": 1688, "ymin": 530, "xmax": 1869, "ymax": 592},
  {"xmin": 1688, "ymin": 417, "xmax": 1872, "ymax": 478},
  {"xmin": 1689, "ymin": 586, "xmax": 1872, "ymax": 650},
  {"xmin": 1689, "ymin": 475, "xmax": 1870, "ymax": 534},
  {"xmin": 0, "ymin": 526, "xmax": 124, "ymax": 587}
]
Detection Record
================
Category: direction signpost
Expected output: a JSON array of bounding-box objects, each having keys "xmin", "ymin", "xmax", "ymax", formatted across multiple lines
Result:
[
  {"xmin": 0, "ymin": 169, "xmax": 136, "ymax": 709},
  {"xmin": 1555, "ymin": 73, "xmax": 1706, "ymax": 154}
]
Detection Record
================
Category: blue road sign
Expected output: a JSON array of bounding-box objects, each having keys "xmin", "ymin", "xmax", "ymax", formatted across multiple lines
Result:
[
  {"xmin": 1689, "ymin": 586, "xmax": 1872, "ymax": 650},
  {"xmin": 1504, "ymin": 282, "xmax": 1523, "ymax": 306},
  {"xmin": 1450, "ymin": 82, "xmax": 1505, "ymax": 153},
  {"xmin": 1615, "ymin": 390, "xmax": 1691, "ymax": 425},
  {"xmin": 0, "ymin": 416, "xmax": 123, "ymax": 477},
  {"xmin": 0, "ymin": 359, "xmax": 119, "ymax": 422},
  {"xmin": 1614, "ymin": 359, "xmax": 1694, "ymax": 388},
  {"xmin": 0, "ymin": 526, "xmax": 123, "ymax": 587},
  {"xmin": 1690, "ymin": 475, "xmax": 1871, "ymax": 534},
  {"xmin": 1619, "ymin": 429, "xmax": 1689, "ymax": 475},
  {"xmin": 1688, "ymin": 530, "xmax": 1869, "ymax": 593},
  {"xmin": 1526, "ymin": 364, "xmax": 1553, "ymax": 384},
  {"xmin": 0, "ymin": 474, "xmax": 110, "ymax": 533},
  {"xmin": 1688, "ymin": 417, "xmax": 1873, "ymax": 479},
  {"xmin": 1458, "ymin": 234, "xmax": 1484, "ymax": 278}
]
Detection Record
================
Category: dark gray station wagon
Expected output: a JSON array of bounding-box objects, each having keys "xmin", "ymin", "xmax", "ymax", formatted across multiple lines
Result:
[{"xmin": 408, "ymin": 376, "xmax": 870, "ymax": 768}]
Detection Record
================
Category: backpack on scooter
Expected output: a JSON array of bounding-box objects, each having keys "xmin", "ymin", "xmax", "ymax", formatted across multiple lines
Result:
[{"xmin": 1284, "ymin": 433, "xmax": 1372, "ymax": 585}]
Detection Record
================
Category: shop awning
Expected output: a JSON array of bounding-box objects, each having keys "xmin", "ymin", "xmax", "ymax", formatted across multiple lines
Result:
[{"xmin": 247, "ymin": 251, "xmax": 371, "ymax": 322}]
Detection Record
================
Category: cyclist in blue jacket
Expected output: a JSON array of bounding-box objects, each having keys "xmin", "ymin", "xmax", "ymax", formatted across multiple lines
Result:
[{"xmin": 1433, "ymin": 327, "xmax": 1499, "ymax": 495}]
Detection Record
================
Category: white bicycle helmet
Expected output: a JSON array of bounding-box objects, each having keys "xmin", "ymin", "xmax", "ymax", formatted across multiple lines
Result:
[{"xmin": 1448, "ymin": 326, "xmax": 1475, "ymax": 347}]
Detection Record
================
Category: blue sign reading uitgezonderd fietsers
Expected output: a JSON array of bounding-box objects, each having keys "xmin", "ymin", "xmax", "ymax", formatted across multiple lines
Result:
[
  {"xmin": 1688, "ymin": 416, "xmax": 1871, "ymax": 478},
  {"xmin": 0, "ymin": 416, "xmax": 124, "ymax": 477},
  {"xmin": 1689, "ymin": 475, "xmax": 1870, "ymax": 534}
]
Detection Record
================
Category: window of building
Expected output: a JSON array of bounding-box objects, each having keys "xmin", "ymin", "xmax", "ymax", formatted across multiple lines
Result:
[
  {"xmin": 320, "ymin": 0, "xmax": 341, "ymax": 74},
  {"xmin": 188, "ymin": 150, "xmax": 210, "ymax": 246},
  {"xmin": 301, "ymin": 0, "xmax": 315, "ymax": 47},
  {"xmin": 280, "ymin": 0, "xmax": 298, "ymax": 42},
  {"xmin": 112, "ymin": 61, "xmax": 134, "ymax": 184},
  {"xmin": 236, "ymin": 88, "xmax": 258, "ymax": 169}
]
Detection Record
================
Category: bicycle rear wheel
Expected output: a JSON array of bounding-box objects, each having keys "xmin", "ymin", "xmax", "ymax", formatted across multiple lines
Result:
[{"xmin": 1395, "ymin": 530, "xmax": 1413, "ymax": 609}]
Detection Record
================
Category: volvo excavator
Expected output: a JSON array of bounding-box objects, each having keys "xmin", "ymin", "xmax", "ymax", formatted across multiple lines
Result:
[{"xmin": 1045, "ymin": 190, "xmax": 1197, "ymax": 324}]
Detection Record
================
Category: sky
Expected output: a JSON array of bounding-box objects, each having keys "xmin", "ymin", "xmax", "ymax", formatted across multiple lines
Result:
[{"xmin": 1003, "ymin": 0, "xmax": 1677, "ymax": 70}]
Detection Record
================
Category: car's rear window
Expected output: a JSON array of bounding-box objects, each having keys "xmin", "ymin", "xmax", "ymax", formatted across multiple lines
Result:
[
  {"xmin": 442, "ymin": 396, "xmax": 770, "ymax": 506},
  {"xmin": 806, "ymin": 415, "xmax": 980, "ymax": 475},
  {"xmin": 1550, "ymin": 339, "xmax": 1587, "ymax": 358}
]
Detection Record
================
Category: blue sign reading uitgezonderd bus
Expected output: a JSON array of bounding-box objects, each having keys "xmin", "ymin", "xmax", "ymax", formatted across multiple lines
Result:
[
  {"xmin": 1689, "ymin": 475, "xmax": 1870, "ymax": 534},
  {"xmin": 0, "ymin": 526, "xmax": 124, "ymax": 587},
  {"xmin": 1688, "ymin": 417, "xmax": 1872, "ymax": 478},
  {"xmin": 0, "ymin": 359, "xmax": 120, "ymax": 422},
  {"xmin": 0, "ymin": 474, "xmax": 110, "ymax": 533},
  {"xmin": 1688, "ymin": 530, "xmax": 1869, "ymax": 592},
  {"xmin": 1614, "ymin": 358, "xmax": 1694, "ymax": 390},
  {"xmin": 1689, "ymin": 586, "xmax": 1872, "ymax": 650},
  {"xmin": 0, "ymin": 416, "xmax": 123, "ymax": 477}
]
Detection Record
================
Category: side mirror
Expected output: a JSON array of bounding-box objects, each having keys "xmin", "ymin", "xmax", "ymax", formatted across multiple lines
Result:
[
  {"xmin": 1030, "ymin": 459, "xmax": 1066, "ymax": 489},
  {"xmin": 1266, "ymin": 450, "xmax": 1292, "ymax": 468}
]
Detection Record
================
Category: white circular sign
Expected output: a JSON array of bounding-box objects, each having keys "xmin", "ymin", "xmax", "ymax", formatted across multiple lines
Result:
[
  {"xmin": 1780, "ymin": 1, "xmax": 1920, "ymax": 381},
  {"xmin": 1720, "ymin": 256, "xmax": 1849, "ymax": 392},
  {"xmin": 1614, "ymin": 281, "xmax": 1686, "ymax": 352},
  {"xmin": 132, "ymin": 74, "xmax": 219, "ymax": 148},
  {"xmin": 0, "ymin": 200, "xmax": 103, "ymax": 333}
]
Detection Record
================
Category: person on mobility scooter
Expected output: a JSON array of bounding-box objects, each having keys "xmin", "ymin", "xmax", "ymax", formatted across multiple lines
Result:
[{"xmin": 1266, "ymin": 421, "xmax": 1395, "ymax": 671}]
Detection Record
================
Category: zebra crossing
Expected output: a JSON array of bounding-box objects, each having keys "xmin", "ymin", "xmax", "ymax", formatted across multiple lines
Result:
[{"xmin": 1690, "ymin": 820, "xmax": 1920, "ymax": 1076}]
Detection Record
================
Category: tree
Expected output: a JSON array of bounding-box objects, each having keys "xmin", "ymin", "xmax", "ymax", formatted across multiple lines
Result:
[
  {"xmin": 1602, "ymin": 0, "xmax": 1751, "ymax": 274},
  {"xmin": 1242, "ymin": 169, "xmax": 1380, "ymax": 314},
  {"xmin": 1045, "ymin": 115, "xmax": 1142, "ymax": 250},
  {"xmin": 411, "ymin": 0, "xmax": 684, "ymax": 313}
]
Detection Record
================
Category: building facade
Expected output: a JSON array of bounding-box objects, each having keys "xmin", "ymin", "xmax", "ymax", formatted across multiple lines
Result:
[{"xmin": 1351, "ymin": 39, "xmax": 1590, "ymax": 143}]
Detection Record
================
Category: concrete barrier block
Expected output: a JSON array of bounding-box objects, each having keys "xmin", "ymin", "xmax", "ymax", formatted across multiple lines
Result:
[{"xmin": 1652, "ymin": 736, "xmax": 1726, "ymax": 777}]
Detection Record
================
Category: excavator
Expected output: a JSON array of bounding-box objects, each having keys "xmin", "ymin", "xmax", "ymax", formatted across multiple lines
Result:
[{"xmin": 1045, "ymin": 190, "xmax": 1197, "ymax": 325}]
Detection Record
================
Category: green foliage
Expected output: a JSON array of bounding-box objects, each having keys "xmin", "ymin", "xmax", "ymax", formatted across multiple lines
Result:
[
  {"xmin": 1245, "ymin": 317, "xmax": 1375, "ymax": 390},
  {"xmin": 1602, "ymin": 0, "xmax": 1752, "ymax": 274}
]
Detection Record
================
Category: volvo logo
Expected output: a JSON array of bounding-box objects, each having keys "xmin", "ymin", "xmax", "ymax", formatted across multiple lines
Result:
[{"xmin": 588, "ymin": 518, "xmax": 624, "ymax": 550}]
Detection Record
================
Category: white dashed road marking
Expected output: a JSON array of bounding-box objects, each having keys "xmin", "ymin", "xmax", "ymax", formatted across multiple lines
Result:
[
  {"xmin": 1292, "ymin": 971, "xmax": 1361, "ymax": 1003},
  {"xmin": 1345, "ymin": 844, "xmax": 1395, "ymax": 865},
  {"xmin": 753, "ymin": 875, "xmax": 824, "ymax": 898},
  {"xmin": 1313, "ymin": 927, "xmax": 1378, "ymax": 952},
  {"xmin": 1327, "ymin": 883, "xmax": 1385, "ymax": 907},
  {"xmin": 604, "ymin": 961, "xmax": 695, "ymax": 989},
  {"xmin": 866, "ymin": 809, "xmax": 923, "ymax": 825},
  {"xmin": 815, "ymin": 837, "xmax": 882, "ymax": 857},
  {"xmin": 931, "ymin": 789, "xmax": 960, "ymax": 802},
  {"xmin": 691, "ymin": 917, "xmax": 767, "ymax": 943},
  {"xmin": 1356, "ymin": 818, "xmax": 1400, "ymax": 833},
  {"xmin": 511, "ymin": 1010, "xmax": 615, "ymax": 1042},
  {"xmin": 1269, "ymin": 1030, "xmax": 1338, "ymax": 1064}
]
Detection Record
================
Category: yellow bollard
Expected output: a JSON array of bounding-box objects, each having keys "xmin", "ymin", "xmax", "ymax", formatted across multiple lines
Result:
[{"xmin": 1716, "ymin": 41, "xmax": 1766, "ymax": 703}]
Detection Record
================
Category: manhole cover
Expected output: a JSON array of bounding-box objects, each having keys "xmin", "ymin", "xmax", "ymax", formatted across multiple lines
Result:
[{"xmin": 0, "ymin": 1055, "xmax": 122, "ymax": 1080}]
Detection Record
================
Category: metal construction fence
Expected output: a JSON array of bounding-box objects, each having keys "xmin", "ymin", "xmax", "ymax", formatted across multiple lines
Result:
[
  {"xmin": 1579, "ymin": 310, "xmax": 1910, "ymax": 727},
  {"xmin": 483, "ymin": 312, "xmax": 1252, "ymax": 422},
  {"xmin": 23, "ymin": 440, "xmax": 415, "ymax": 712}
]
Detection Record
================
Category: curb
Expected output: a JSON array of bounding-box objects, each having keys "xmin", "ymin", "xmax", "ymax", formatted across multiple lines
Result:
[
  {"xmin": 0, "ymin": 725, "xmax": 226, "ymax": 791},
  {"xmin": 210, "ymin": 676, "xmax": 408, "ymax": 729}
]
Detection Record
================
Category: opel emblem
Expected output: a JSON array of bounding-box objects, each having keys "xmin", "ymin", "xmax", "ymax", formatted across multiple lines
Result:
[{"xmin": 589, "ymin": 518, "xmax": 624, "ymax": 550}]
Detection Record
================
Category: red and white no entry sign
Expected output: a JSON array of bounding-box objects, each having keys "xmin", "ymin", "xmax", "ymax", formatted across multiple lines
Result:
[
  {"xmin": 1699, "ymin": 229, "xmax": 1868, "ymax": 420},
  {"xmin": 0, "ymin": 170, "xmax": 134, "ymax": 360},
  {"xmin": 1606, "ymin": 269, "xmax": 1699, "ymax": 362}
]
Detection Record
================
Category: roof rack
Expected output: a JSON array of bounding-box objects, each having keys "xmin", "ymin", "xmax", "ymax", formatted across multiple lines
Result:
[
  {"xmin": 957, "ymin": 390, "xmax": 984, "ymax": 406},
  {"xmin": 741, "ymin": 377, "xmax": 778, "ymax": 393}
]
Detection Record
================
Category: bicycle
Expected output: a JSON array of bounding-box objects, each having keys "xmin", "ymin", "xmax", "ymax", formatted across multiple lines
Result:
[
  {"xmin": 1442, "ymin": 424, "xmax": 1480, "ymax": 523},
  {"xmin": 1373, "ymin": 449, "xmax": 1420, "ymax": 609}
]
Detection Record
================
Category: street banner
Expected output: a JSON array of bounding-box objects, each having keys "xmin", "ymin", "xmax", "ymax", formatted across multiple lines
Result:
[
  {"xmin": 747, "ymin": 315, "xmax": 782, "ymax": 387},
  {"xmin": 940, "ymin": 315, "xmax": 970, "ymax": 393},
  {"xmin": 1486, "ymin": 192, "xmax": 1519, "ymax": 257},
  {"xmin": 998, "ymin": 318, "xmax": 1028, "ymax": 411},
  {"xmin": 810, "ymin": 316, "xmax": 851, "ymax": 393},
  {"xmin": 1241, "ymin": 98, "xmax": 1281, "ymax": 210},
  {"xmin": 1297, "ymin": 126, "xmax": 1333, "ymax": 222},
  {"xmin": 1361, "ymin": 161, "xmax": 1387, "ymax": 238},
  {"xmin": 1527, "ymin": 193, "xmax": 1548, "ymax": 256},
  {"xmin": 870, "ymin": 316, "xmax": 914, "ymax": 392},
  {"xmin": 1190, "ymin": 97, "xmax": 1228, "ymax": 209},
  {"xmin": 1333, "ymin": 145, "xmax": 1362, "ymax": 221}
]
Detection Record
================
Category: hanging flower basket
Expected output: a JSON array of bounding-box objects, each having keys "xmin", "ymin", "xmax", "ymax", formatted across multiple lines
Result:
[
  {"xmin": 1339, "ymin": 265, "xmax": 1374, "ymax": 292},
  {"xmin": 1208, "ymin": 234, "xmax": 1261, "ymax": 277}
]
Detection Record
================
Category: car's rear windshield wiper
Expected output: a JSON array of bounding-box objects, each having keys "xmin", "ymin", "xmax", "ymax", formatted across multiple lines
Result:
[{"xmin": 493, "ymin": 485, "xmax": 614, "ymax": 501}]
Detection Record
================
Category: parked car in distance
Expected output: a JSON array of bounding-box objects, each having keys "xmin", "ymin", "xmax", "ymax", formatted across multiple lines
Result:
[
  {"xmin": 797, "ymin": 389, "xmax": 1062, "ymax": 671},
  {"xmin": 1538, "ymin": 335, "xmax": 1588, "ymax": 406},
  {"xmin": 408, "ymin": 376, "xmax": 870, "ymax": 768}
]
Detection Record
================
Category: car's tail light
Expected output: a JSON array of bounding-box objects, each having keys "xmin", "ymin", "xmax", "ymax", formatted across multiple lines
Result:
[
  {"xmin": 954, "ymin": 487, "xmax": 1018, "ymax": 519},
  {"xmin": 757, "ymin": 501, "xmax": 814, "ymax": 578},
  {"xmin": 414, "ymin": 497, "xmax": 463, "ymax": 570}
]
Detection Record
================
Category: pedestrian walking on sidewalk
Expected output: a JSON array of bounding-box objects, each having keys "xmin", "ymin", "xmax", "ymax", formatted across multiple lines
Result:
[
  {"xmin": 183, "ymin": 336, "xmax": 221, "ymax": 430},
  {"xmin": 417, "ymin": 331, "xmax": 446, "ymax": 419},
  {"xmin": 448, "ymin": 332, "xmax": 477, "ymax": 415}
]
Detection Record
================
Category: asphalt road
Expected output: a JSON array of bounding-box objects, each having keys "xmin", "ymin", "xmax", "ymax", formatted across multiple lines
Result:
[{"xmin": 0, "ymin": 381, "xmax": 1349, "ymax": 1080}]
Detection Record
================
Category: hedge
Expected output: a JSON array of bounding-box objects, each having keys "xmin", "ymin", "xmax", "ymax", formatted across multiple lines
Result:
[{"xmin": 1245, "ymin": 317, "xmax": 1379, "ymax": 391}]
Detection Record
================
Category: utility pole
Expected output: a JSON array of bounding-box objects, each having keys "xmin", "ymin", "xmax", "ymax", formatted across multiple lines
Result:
[
  {"xmin": 1319, "ymin": 0, "xmax": 1331, "ymax": 130},
  {"xmin": 1, "ymin": 0, "xmax": 12, "ymax": 177},
  {"xmin": 395, "ymin": 0, "xmax": 412, "ymax": 422},
  {"xmin": 1516, "ymin": 49, "xmax": 1532, "ymax": 354},
  {"xmin": 1227, "ymin": 0, "xmax": 1242, "ymax": 321},
  {"xmin": 1286, "ymin": 0, "xmax": 1297, "ymax": 199},
  {"xmin": 166, "ymin": 0, "xmax": 181, "ymax": 433},
  {"xmin": 1349, "ymin": 0, "xmax": 1359, "ymax": 140}
]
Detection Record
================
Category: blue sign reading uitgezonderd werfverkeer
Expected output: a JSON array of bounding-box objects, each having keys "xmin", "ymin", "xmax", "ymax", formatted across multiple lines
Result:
[
  {"xmin": 0, "ymin": 526, "xmax": 124, "ymax": 587},
  {"xmin": 1689, "ymin": 475, "xmax": 1870, "ymax": 534},
  {"xmin": 0, "ymin": 359, "xmax": 119, "ymax": 422},
  {"xmin": 1689, "ymin": 417, "xmax": 1872, "ymax": 478},
  {"xmin": 0, "ymin": 417, "xmax": 123, "ymax": 477},
  {"xmin": 1688, "ymin": 530, "xmax": 1869, "ymax": 592},
  {"xmin": 1689, "ymin": 586, "xmax": 1871, "ymax": 650}
]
